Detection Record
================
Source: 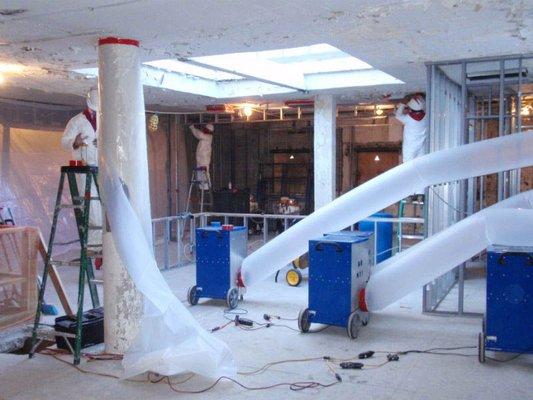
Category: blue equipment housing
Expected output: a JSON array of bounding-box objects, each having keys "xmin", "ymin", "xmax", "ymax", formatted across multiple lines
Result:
[
  {"xmin": 298, "ymin": 230, "xmax": 374, "ymax": 339},
  {"xmin": 359, "ymin": 212, "xmax": 393, "ymax": 263},
  {"xmin": 187, "ymin": 222, "xmax": 247, "ymax": 309},
  {"xmin": 478, "ymin": 246, "xmax": 533, "ymax": 362}
]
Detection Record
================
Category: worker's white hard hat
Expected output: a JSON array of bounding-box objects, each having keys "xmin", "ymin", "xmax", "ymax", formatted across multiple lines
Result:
[
  {"xmin": 86, "ymin": 88, "xmax": 99, "ymax": 111},
  {"xmin": 205, "ymin": 123, "xmax": 214, "ymax": 132},
  {"xmin": 407, "ymin": 95, "xmax": 425, "ymax": 111}
]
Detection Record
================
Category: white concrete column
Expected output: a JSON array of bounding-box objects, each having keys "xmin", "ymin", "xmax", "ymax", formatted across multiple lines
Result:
[
  {"xmin": 313, "ymin": 94, "xmax": 337, "ymax": 209},
  {"xmin": 98, "ymin": 37, "xmax": 152, "ymax": 353}
]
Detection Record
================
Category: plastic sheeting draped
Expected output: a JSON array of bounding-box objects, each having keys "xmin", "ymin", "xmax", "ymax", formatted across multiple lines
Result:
[
  {"xmin": 103, "ymin": 172, "xmax": 235, "ymax": 379},
  {"xmin": 241, "ymin": 131, "xmax": 533, "ymax": 286},
  {"xmin": 0, "ymin": 127, "xmax": 77, "ymax": 250},
  {"xmin": 365, "ymin": 190, "xmax": 533, "ymax": 311}
]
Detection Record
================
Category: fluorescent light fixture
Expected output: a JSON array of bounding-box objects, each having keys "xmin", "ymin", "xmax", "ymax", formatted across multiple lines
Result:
[{"xmin": 71, "ymin": 43, "xmax": 403, "ymax": 98}]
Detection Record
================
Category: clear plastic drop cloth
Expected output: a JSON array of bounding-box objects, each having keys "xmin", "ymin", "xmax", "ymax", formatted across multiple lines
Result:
[
  {"xmin": 365, "ymin": 190, "xmax": 533, "ymax": 311},
  {"xmin": 102, "ymin": 170, "xmax": 235, "ymax": 379},
  {"xmin": 241, "ymin": 130, "xmax": 533, "ymax": 286},
  {"xmin": 0, "ymin": 127, "xmax": 77, "ymax": 251}
]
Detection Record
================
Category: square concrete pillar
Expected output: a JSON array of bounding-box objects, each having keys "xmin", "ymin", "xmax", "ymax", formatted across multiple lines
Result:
[{"xmin": 313, "ymin": 94, "xmax": 337, "ymax": 209}]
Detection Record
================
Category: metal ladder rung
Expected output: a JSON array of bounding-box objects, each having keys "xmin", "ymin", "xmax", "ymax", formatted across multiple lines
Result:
[
  {"xmin": 72, "ymin": 196, "xmax": 101, "ymax": 201},
  {"xmin": 58, "ymin": 204, "xmax": 84, "ymax": 209},
  {"xmin": 86, "ymin": 250, "xmax": 102, "ymax": 257},
  {"xmin": 90, "ymin": 279, "xmax": 103, "ymax": 285},
  {"xmin": 50, "ymin": 260, "xmax": 81, "ymax": 267},
  {"xmin": 88, "ymin": 225, "xmax": 102, "ymax": 230}
]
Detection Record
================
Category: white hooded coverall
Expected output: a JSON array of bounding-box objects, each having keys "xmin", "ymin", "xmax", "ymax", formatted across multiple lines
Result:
[
  {"xmin": 61, "ymin": 110, "xmax": 102, "ymax": 245},
  {"xmin": 189, "ymin": 125, "xmax": 213, "ymax": 190},
  {"xmin": 395, "ymin": 103, "xmax": 428, "ymax": 163}
]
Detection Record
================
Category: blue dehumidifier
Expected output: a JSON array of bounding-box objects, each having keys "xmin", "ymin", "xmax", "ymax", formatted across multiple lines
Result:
[
  {"xmin": 478, "ymin": 246, "xmax": 533, "ymax": 362},
  {"xmin": 298, "ymin": 231, "xmax": 374, "ymax": 338},
  {"xmin": 187, "ymin": 222, "xmax": 247, "ymax": 309}
]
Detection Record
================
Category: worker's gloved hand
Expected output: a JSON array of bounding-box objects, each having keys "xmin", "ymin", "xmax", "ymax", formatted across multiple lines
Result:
[{"xmin": 73, "ymin": 133, "xmax": 86, "ymax": 150}]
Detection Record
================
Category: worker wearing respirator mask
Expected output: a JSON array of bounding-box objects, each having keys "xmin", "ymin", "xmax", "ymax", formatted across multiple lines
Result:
[
  {"xmin": 61, "ymin": 88, "xmax": 102, "ymax": 261},
  {"xmin": 189, "ymin": 123, "xmax": 214, "ymax": 190},
  {"xmin": 395, "ymin": 94, "xmax": 427, "ymax": 163}
]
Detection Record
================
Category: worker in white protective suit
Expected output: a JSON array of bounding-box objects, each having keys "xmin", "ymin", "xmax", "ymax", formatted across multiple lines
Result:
[
  {"xmin": 395, "ymin": 94, "xmax": 428, "ymax": 163},
  {"xmin": 61, "ymin": 88, "xmax": 102, "ymax": 263},
  {"xmin": 395, "ymin": 94, "xmax": 427, "ymax": 199},
  {"xmin": 189, "ymin": 123, "xmax": 214, "ymax": 190}
]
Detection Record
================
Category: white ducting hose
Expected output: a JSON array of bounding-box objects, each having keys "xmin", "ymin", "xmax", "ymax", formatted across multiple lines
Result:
[
  {"xmin": 365, "ymin": 190, "xmax": 533, "ymax": 311},
  {"xmin": 241, "ymin": 131, "xmax": 533, "ymax": 286}
]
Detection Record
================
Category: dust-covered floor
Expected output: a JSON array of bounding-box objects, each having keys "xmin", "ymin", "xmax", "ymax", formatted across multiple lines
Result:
[{"xmin": 1, "ymin": 262, "xmax": 532, "ymax": 400}]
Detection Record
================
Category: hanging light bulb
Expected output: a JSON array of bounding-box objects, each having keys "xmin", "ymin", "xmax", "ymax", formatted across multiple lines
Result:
[
  {"xmin": 374, "ymin": 154, "xmax": 380, "ymax": 162},
  {"xmin": 243, "ymin": 104, "xmax": 253, "ymax": 117},
  {"xmin": 148, "ymin": 114, "xmax": 159, "ymax": 132},
  {"xmin": 289, "ymin": 154, "xmax": 295, "ymax": 160},
  {"xmin": 375, "ymin": 107, "xmax": 384, "ymax": 116}
]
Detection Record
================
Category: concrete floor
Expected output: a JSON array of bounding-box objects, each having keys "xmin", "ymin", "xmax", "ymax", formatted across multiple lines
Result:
[{"xmin": 1, "ymin": 263, "xmax": 532, "ymax": 400}]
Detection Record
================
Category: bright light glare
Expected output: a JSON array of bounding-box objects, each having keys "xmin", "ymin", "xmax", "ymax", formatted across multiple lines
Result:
[
  {"xmin": 193, "ymin": 43, "xmax": 372, "ymax": 76},
  {"xmin": 0, "ymin": 74, "xmax": 4, "ymax": 84},
  {"xmin": 0, "ymin": 63, "xmax": 26, "ymax": 73},
  {"xmin": 243, "ymin": 104, "xmax": 253, "ymax": 117},
  {"xmin": 374, "ymin": 155, "xmax": 380, "ymax": 162}
]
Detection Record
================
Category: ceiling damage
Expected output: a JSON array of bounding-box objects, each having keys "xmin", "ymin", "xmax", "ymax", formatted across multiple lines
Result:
[{"xmin": 0, "ymin": 0, "xmax": 530, "ymax": 110}]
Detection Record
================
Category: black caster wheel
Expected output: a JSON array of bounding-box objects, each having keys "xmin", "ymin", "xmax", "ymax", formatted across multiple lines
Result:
[
  {"xmin": 286, "ymin": 269, "xmax": 303, "ymax": 287},
  {"xmin": 226, "ymin": 287, "xmax": 239, "ymax": 310},
  {"xmin": 347, "ymin": 311, "xmax": 361, "ymax": 339},
  {"xmin": 187, "ymin": 285, "xmax": 199, "ymax": 306},
  {"xmin": 298, "ymin": 308, "xmax": 311, "ymax": 333},
  {"xmin": 359, "ymin": 311, "xmax": 369, "ymax": 326},
  {"xmin": 478, "ymin": 332, "xmax": 486, "ymax": 363}
]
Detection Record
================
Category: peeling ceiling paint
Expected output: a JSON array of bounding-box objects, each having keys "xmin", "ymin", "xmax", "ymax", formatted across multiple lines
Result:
[{"xmin": 0, "ymin": 0, "xmax": 530, "ymax": 109}]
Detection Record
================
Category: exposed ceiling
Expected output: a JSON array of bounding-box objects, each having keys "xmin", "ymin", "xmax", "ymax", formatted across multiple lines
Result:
[{"xmin": 0, "ymin": 0, "xmax": 531, "ymax": 111}]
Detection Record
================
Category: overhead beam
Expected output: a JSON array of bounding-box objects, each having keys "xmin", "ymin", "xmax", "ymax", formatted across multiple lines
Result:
[
  {"xmin": 141, "ymin": 65, "xmax": 219, "ymax": 98},
  {"xmin": 182, "ymin": 56, "xmax": 308, "ymax": 92}
]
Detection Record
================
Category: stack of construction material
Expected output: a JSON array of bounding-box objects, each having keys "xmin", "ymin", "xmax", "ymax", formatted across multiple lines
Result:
[{"xmin": 0, "ymin": 227, "xmax": 38, "ymax": 330}]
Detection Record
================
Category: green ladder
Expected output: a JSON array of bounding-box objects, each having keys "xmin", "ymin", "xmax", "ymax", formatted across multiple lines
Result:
[{"xmin": 29, "ymin": 165, "xmax": 102, "ymax": 365}]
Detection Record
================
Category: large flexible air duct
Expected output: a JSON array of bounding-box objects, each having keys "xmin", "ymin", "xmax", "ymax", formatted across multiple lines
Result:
[
  {"xmin": 241, "ymin": 131, "xmax": 533, "ymax": 286},
  {"xmin": 364, "ymin": 190, "xmax": 533, "ymax": 311}
]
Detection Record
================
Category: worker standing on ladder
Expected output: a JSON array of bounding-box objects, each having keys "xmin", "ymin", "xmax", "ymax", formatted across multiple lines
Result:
[
  {"xmin": 395, "ymin": 93, "xmax": 427, "ymax": 198},
  {"xmin": 189, "ymin": 123, "xmax": 214, "ymax": 190},
  {"xmin": 61, "ymin": 88, "xmax": 102, "ymax": 260},
  {"xmin": 395, "ymin": 93, "xmax": 427, "ymax": 164}
]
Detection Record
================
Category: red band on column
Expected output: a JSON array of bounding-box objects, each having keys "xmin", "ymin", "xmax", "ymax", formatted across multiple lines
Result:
[{"xmin": 98, "ymin": 37, "xmax": 140, "ymax": 47}]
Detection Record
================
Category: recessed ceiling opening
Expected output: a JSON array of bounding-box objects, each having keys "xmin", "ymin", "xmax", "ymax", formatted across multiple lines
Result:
[{"xmin": 73, "ymin": 43, "xmax": 403, "ymax": 98}]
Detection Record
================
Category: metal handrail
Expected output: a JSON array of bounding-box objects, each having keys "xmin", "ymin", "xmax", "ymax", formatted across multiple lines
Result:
[{"xmin": 151, "ymin": 211, "xmax": 425, "ymax": 271}]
